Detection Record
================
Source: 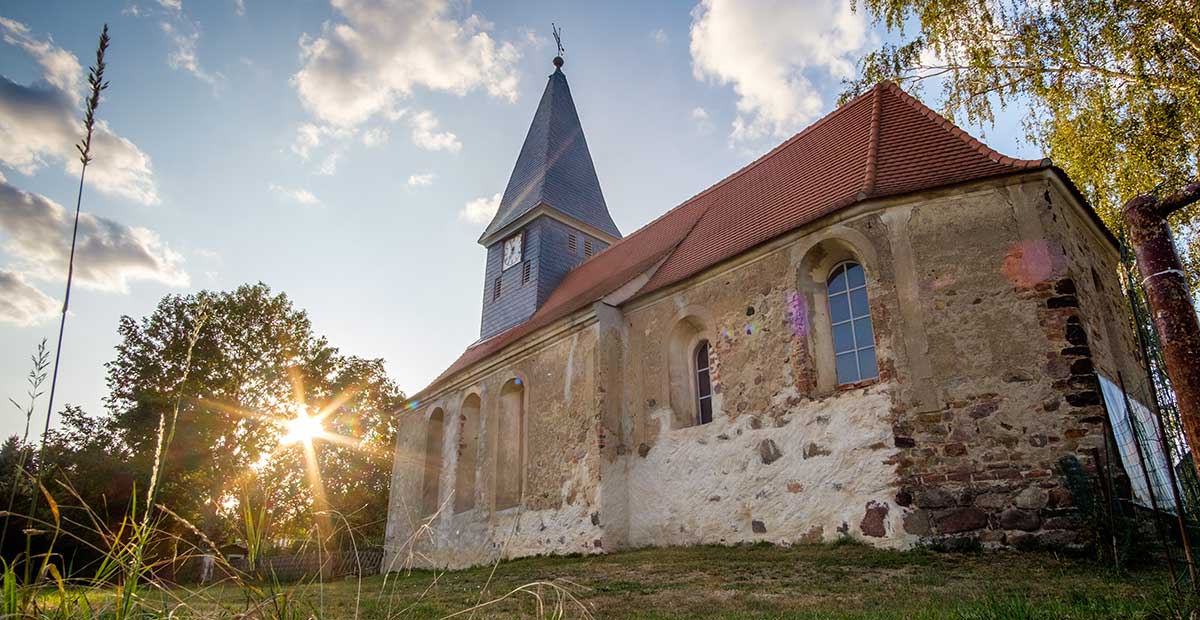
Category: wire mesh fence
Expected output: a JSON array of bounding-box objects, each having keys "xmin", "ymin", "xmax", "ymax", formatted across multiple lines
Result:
[
  {"xmin": 1102, "ymin": 226, "xmax": 1200, "ymax": 588},
  {"xmin": 1099, "ymin": 373, "xmax": 1180, "ymax": 513},
  {"xmin": 1119, "ymin": 235, "xmax": 1200, "ymax": 521}
]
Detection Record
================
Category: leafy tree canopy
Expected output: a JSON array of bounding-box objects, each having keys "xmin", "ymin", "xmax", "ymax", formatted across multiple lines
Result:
[
  {"xmin": 845, "ymin": 0, "xmax": 1200, "ymax": 283},
  {"xmin": 92, "ymin": 282, "xmax": 402, "ymax": 547}
]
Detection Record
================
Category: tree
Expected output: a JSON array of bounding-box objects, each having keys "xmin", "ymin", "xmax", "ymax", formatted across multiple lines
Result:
[
  {"xmin": 104, "ymin": 283, "xmax": 403, "ymax": 546},
  {"xmin": 846, "ymin": 0, "xmax": 1200, "ymax": 284}
]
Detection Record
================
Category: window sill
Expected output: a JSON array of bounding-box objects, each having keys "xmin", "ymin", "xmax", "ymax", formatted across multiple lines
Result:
[
  {"xmin": 493, "ymin": 504, "xmax": 522, "ymax": 516},
  {"xmin": 836, "ymin": 378, "xmax": 880, "ymax": 392}
]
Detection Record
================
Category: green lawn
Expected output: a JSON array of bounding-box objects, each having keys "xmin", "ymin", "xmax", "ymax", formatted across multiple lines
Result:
[{"xmin": 178, "ymin": 543, "xmax": 1184, "ymax": 619}]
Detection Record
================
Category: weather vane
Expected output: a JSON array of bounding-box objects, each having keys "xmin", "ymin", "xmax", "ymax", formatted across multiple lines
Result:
[{"xmin": 552, "ymin": 23, "xmax": 565, "ymax": 67}]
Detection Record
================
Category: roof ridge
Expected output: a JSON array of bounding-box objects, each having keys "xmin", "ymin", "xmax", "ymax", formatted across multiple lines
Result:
[
  {"xmin": 581, "ymin": 86, "xmax": 881, "ymax": 259},
  {"xmin": 672, "ymin": 86, "xmax": 880, "ymax": 211},
  {"xmin": 881, "ymin": 81, "xmax": 1049, "ymax": 169},
  {"xmin": 535, "ymin": 69, "xmax": 561, "ymax": 202},
  {"xmin": 857, "ymin": 84, "xmax": 884, "ymax": 200}
]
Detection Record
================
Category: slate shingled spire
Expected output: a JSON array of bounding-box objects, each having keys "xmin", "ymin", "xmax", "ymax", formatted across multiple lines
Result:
[{"xmin": 479, "ymin": 57, "xmax": 620, "ymax": 245}]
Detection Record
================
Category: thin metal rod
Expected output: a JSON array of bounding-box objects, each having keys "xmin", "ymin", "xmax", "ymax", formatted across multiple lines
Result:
[
  {"xmin": 1152, "ymin": 385, "xmax": 1198, "ymax": 589},
  {"xmin": 1121, "ymin": 371, "xmax": 1179, "ymax": 590},
  {"xmin": 1094, "ymin": 376, "xmax": 1122, "ymax": 568}
]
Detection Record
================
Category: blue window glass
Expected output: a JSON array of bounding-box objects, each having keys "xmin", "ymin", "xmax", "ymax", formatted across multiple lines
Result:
[
  {"xmin": 695, "ymin": 340, "xmax": 713, "ymax": 425},
  {"xmin": 828, "ymin": 294, "xmax": 851, "ymax": 323},
  {"xmin": 827, "ymin": 262, "xmax": 878, "ymax": 385}
]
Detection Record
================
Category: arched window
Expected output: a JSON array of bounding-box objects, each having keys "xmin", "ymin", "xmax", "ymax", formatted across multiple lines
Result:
[
  {"xmin": 421, "ymin": 408, "xmax": 445, "ymax": 517},
  {"xmin": 827, "ymin": 262, "xmax": 878, "ymax": 384},
  {"xmin": 453, "ymin": 394, "xmax": 480, "ymax": 513},
  {"xmin": 496, "ymin": 379, "xmax": 525, "ymax": 510},
  {"xmin": 694, "ymin": 340, "xmax": 713, "ymax": 425}
]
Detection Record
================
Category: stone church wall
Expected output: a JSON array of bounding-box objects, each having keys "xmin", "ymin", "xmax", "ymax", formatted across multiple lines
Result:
[
  {"xmin": 612, "ymin": 220, "xmax": 912, "ymax": 547},
  {"xmin": 383, "ymin": 323, "xmax": 605, "ymax": 570},
  {"xmin": 384, "ymin": 171, "xmax": 1150, "ymax": 569},
  {"xmin": 886, "ymin": 178, "xmax": 1114, "ymax": 547}
]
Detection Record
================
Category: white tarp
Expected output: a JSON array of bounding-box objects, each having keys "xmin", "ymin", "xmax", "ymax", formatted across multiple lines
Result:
[{"xmin": 1098, "ymin": 374, "xmax": 1179, "ymax": 511}]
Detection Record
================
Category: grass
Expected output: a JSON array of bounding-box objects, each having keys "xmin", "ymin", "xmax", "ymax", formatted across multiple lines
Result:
[{"xmin": 163, "ymin": 542, "xmax": 1184, "ymax": 619}]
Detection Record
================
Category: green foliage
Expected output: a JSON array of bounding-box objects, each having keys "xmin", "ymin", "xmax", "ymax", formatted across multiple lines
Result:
[
  {"xmin": 103, "ymin": 282, "xmax": 404, "ymax": 547},
  {"xmin": 2, "ymin": 282, "xmax": 404, "ymax": 574},
  {"xmin": 846, "ymin": 0, "xmax": 1200, "ymax": 284}
]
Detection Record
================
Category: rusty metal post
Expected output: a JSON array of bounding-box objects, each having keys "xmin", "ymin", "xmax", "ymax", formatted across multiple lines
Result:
[{"xmin": 1121, "ymin": 182, "xmax": 1200, "ymax": 477}]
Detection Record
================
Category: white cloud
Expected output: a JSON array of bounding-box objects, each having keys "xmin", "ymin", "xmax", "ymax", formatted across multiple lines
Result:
[
  {"xmin": 292, "ymin": 124, "xmax": 324, "ymax": 160},
  {"xmin": 362, "ymin": 127, "xmax": 389, "ymax": 147},
  {"xmin": 157, "ymin": 0, "xmax": 183, "ymax": 10},
  {"xmin": 0, "ymin": 18, "xmax": 83, "ymax": 97},
  {"xmin": 691, "ymin": 106, "xmax": 714, "ymax": 134},
  {"xmin": 459, "ymin": 192, "xmax": 500, "ymax": 225},
  {"xmin": 0, "ymin": 178, "xmax": 188, "ymax": 293},
  {"xmin": 290, "ymin": 122, "xmax": 354, "ymax": 161},
  {"xmin": 689, "ymin": 0, "xmax": 868, "ymax": 144},
  {"xmin": 0, "ymin": 270, "xmax": 57, "ymax": 327},
  {"xmin": 234, "ymin": 0, "xmax": 246, "ymax": 16},
  {"xmin": 407, "ymin": 172, "xmax": 434, "ymax": 187},
  {"xmin": 0, "ymin": 21, "xmax": 159, "ymax": 204},
  {"xmin": 292, "ymin": 0, "xmax": 523, "ymax": 129},
  {"xmin": 409, "ymin": 110, "xmax": 461, "ymax": 153},
  {"xmin": 651, "ymin": 28, "xmax": 669, "ymax": 47},
  {"xmin": 160, "ymin": 20, "xmax": 223, "ymax": 89},
  {"xmin": 195, "ymin": 248, "xmax": 221, "ymax": 261},
  {"xmin": 269, "ymin": 183, "xmax": 321, "ymax": 207},
  {"xmin": 317, "ymin": 151, "xmax": 342, "ymax": 176}
]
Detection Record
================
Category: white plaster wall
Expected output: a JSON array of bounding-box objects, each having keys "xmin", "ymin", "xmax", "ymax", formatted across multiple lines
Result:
[
  {"xmin": 417, "ymin": 460, "xmax": 606, "ymax": 569},
  {"xmin": 626, "ymin": 385, "xmax": 914, "ymax": 548}
]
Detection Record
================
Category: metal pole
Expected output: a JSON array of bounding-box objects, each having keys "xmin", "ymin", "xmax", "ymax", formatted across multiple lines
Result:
[{"xmin": 1121, "ymin": 183, "xmax": 1200, "ymax": 480}]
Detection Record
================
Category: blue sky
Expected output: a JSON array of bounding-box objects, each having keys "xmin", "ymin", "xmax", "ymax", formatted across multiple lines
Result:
[{"xmin": 0, "ymin": 0, "xmax": 1037, "ymax": 439}]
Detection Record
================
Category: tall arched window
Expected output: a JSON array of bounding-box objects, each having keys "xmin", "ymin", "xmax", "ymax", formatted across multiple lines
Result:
[
  {"xmin": 421, "ymin": 408, "xmax": 445, "ymax": 517},
  {"xmin": 453, "ymin": 394, "xmax": 480, "ymax": 513},
  {"xmin": 496, "ymin": 379, "xmax": 525, "ymax": 510},
  {"xmin": 827, "ymin": 262, "xmax": 878, "ymax": 384},
  {"xmin": 694, "ymin": 340, "xmax": 713, "ymax": 425}
]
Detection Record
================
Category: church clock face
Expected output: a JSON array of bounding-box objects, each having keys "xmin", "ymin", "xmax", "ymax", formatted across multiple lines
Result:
[{"xmin": 502, "ymin": 232, "xmax": 523, "ymax": 270}]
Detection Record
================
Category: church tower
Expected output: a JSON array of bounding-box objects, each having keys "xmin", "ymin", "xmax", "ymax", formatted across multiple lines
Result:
[{"xmin": 477, "ymin": 54, "xmax": 621, "ymax": 339}]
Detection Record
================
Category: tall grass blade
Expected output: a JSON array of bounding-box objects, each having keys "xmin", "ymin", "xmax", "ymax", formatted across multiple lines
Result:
[{"xmin": 26, "ymin": 23, "xmax": 110, "ymax": 586}]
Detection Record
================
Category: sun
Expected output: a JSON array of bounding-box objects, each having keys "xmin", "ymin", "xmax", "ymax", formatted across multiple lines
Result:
[{"xmin": 281, "ymin": 411, "xmax": 325, "ymax": 445}]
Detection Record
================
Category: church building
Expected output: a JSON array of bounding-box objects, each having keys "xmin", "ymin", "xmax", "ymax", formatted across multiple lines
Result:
[{"xmin": 383, "ymin": 54, "xmax": 1148, "ymax": 570}]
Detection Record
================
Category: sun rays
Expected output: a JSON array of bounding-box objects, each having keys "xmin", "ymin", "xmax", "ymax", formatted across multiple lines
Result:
[
  {"xmin": 280, "ymin": 407, "xmax": 327, "ymax": 446},
  {"xmin": 191, "ymin": 367, "xmax": 403, "ymax": 526}
]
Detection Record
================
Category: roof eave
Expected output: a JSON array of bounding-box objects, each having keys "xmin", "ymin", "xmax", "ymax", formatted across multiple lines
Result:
[{"xmin": 479, "ymin": 202, "xmax": 622, "ymax": 247}]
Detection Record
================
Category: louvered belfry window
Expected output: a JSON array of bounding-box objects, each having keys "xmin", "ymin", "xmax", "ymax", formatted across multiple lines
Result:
[
  {"xmin": 584, "ymin": 239, "xmax": 594, "ymax": 256},
  {"xmin": 568, "ymin": 232, "xmax": 577, "ymax": 254},
  {"xmin": 522, "ymin": 260, "xmax": 531, "ymax": 284},
  {"xmin": 493, "ymin": 277, "xmax": 502, "ymax": 301}
]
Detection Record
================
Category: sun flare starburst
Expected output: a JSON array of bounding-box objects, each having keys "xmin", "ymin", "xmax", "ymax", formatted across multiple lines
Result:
[{"xmin": 280, "ymin": 410, "xmax": 326, "ymax": 445}]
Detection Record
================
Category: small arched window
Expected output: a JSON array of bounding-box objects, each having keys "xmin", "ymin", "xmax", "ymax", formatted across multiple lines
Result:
[
  {"xmin": 827, "ymin": 262, "xmax": 878, "ymax": 384},
  {"xmin": 695, "ymin": 340, "xmax": 713, "ymax": 424},
  {"xmin": 496, "ymin": 379, "xmax": 525, "ymax": 510},
  {"xmin": 421, "ymin": 409, "xmax": 445, "ymax": 517},
  {"xmin": 453, "ymin": 394, "xmax": 480, "ymax": 513}
]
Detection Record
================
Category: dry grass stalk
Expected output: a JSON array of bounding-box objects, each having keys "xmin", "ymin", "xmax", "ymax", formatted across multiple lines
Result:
[{"xmin": 25, "ymin": 23, "xmax": 110, "ymax": 587}]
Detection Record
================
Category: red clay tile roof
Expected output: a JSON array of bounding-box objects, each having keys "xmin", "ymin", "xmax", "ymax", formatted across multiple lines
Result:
[{"xmin": 417, "ymin": 82, "xmax": 1048, "ymax": 398}]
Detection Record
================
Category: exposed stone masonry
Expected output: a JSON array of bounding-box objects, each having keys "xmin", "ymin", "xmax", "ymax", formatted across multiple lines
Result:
[{"xmin": 383, "ymin": 173, "xmax": 1152, "ymax": 569}]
